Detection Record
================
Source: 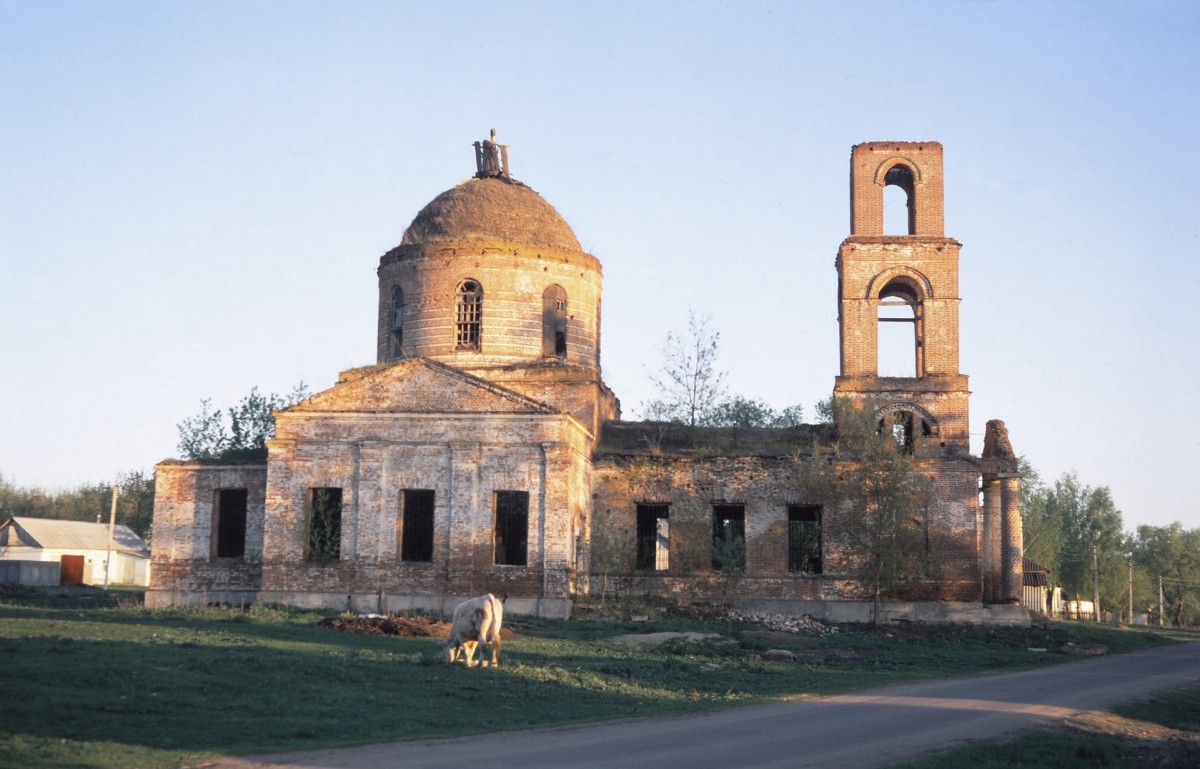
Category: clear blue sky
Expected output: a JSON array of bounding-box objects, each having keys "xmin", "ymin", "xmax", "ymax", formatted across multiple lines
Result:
[{"xmin": 2, "ymin": 1, "xmax": 1197, "ymax": 532}]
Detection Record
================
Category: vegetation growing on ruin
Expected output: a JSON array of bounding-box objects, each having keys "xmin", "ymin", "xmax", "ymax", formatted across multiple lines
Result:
[{"xmin": 176, "ymin": 383, "xmax": 310, "ymax": 462}]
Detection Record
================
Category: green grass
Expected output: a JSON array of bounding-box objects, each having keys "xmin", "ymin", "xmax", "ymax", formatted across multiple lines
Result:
[
  {"xmin": 894, "ymin": 686, "xmax": 1200, "ymax": 769},
  {"xmin": 0, "ymin": 588, "xmax": 1191, "ymax": 769}
]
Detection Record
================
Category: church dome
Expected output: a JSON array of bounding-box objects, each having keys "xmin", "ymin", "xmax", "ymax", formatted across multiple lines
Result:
[{"xmin": 400, "ymin": 176, "xmax": 582, "ymax": 252}]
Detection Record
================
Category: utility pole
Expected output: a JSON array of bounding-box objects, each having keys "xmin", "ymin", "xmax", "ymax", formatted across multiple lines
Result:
[
  {"xmin": 1159, "ymin": 575, "xmax": 1165, "ymax": 627},
  {"xmin": 1127, "ymin": 558, "xmax": 1133, "ymax": 625},
  {"xmin": 1092, "ymin": 544, "xmax": 1101, "ymax": 623},
  {"xmin": 103, "ymin": 480, "xmax": 118, "ymax": 590}
]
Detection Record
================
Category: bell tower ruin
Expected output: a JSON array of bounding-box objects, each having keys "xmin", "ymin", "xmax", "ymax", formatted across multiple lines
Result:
[
  {"xmin": 834, "ymin": 141, "xmax": 969, "ymax": 451},
  {"xmin": 834, "ymin": 141, "xmax": 1022, "ymax": 605}
]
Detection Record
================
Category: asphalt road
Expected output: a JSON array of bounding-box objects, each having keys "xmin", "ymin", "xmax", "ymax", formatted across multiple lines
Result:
[{"xmin": 212, "ymin": 641, "xmax": 1200, "ymax": 769}]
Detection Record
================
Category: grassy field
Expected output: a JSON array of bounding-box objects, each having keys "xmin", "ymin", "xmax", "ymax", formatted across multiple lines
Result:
[{"xmin": 0, "ymin": 587, "xmax": 1192, "ymax": 769}]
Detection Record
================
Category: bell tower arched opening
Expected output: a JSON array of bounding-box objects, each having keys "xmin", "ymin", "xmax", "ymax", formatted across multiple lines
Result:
[
  {"xmin": 877, "ymin": 278, "xmax": 923, "ymax": 377},
  {"xmin": 883, "ymin": 163, "xmax": 916, "ymax": 235}
]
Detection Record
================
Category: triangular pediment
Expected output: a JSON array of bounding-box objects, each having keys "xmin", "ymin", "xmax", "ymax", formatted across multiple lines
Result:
[{"xmin": 285, "ymin": 358, "xmax": 558, "ymax": 415}]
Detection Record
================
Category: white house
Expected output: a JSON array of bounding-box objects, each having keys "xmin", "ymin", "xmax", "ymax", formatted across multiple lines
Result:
[{"xmin": 0, "ymin": 517, "xmax": 151, "ymax": 587}]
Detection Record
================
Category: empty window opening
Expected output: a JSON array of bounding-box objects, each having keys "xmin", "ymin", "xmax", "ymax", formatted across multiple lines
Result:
[
  {"xmin": 711, "ymin": 504, "xmax": 746, "ymax": 572},
  {"xmin": 456, "ymin": 280, "xmax": 483, "ymax": 350},
  {"xmin": 879, "ymin": 409, "xmax": 925, "ymax": 454},
  {"xmin": 400, "ymin": 489, "xmax": 434, "ymax": 562},
  {"xmin": 543, "ymin": 285, "xmax": 568, "ymax": 359},
  {"xmin": 635, "ymin": 504, "xmax": 670, "ymax": 571},
  {"xmin": 788, "ymin": 505, "xmax": 823, "ymax": 573},
  {"xmin": 307, "ymin": 487, "xmax": 342, "ymax": 561},
  {"xmin": 493, "ymin": 490, "xmax": 529, "ymax": 566},
  {"xmin": 389, "ymin": 286, "xmax": 404, "ymax": 358},
  {"xmin": 214, "ymin": 488, "xmax": 247, "ymax": 559},
  {"xmin": 883, "ymin": 164, "xmax": 916, "ymax": 235},
  {"xmin": 878, "ymin": 280, "xmax": 921, "ymax": 377}
]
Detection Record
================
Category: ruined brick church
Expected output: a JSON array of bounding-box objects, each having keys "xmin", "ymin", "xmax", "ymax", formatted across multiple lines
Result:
[{"xmin": 149, "ymin": 137, "xmax": 1026, "ymax": 623}]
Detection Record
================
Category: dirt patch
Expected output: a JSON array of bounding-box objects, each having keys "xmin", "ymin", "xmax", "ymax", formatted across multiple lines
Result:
[
  {"xmin": 314, "ymin": 613, "xmax": 518, "ymax": 640},
  {"xmin": 314, "ymin": 614, "xmax": 452, "ymax": 637},
  {"xmin": 1060, "ymin": 709, "xmax": 1200, "ymax": 767}
]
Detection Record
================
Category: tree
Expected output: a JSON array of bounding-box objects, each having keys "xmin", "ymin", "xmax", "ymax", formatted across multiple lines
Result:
[
  {"xmin": 176, "ymin": 398, "xmax": 227, "ymax": 460},
  {"xmin": 703, "ymin": 397, "xmax": 805, "ymax": 429},
  {"xmin": 796, "ymin": 398, "xmax": 932, "ymax": 624},
  {"xmin": 177, "ymin": 383, "xmax": 309, "ymax": 462},
  {"xmin": 640, "ymin": 311, "xmax": 727, "ymax": 427},
  {"xmin": 1019, "ymin": 458, "xmax": 1063, "ymax": 579},
  {"xmin": 1132, "ymin": 523, "xmax": 1200, "ymax": 627},
  {"xmin": 1051, "ymin": 473, "xmax": 1125, "ymax": 611},
  {"xmin": 704, "ymin": 395, "xmax": 775, "ymax": 428},
  {"xmin": 0, "ymin": 470, "xmax": 155, "ymax": 540}
]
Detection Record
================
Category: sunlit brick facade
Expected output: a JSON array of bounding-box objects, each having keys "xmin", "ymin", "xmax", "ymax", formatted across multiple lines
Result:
[{"xmin": 149, "ymin": 138, "xmax": 1024, "ymax": 623}]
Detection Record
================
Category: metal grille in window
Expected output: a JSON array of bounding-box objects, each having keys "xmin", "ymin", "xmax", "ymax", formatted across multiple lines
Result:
[
  {"xmin": 456, "ymin": 280, "xmax": 483, "ymax": 350},
  {"xmin": 307, "ymin": 488, "xmax": 342, "ymax": 562},
  {"xmin": 788, "ymin": 505, "xmax": 822, "ymax": 573},
  {"xmin": 493, "ymin": 491, "xmax": 528, "ymax": 566},
  {"xmin": 215, "ymin": 488, "xmax": 247, "ymax": 559},
  {"xmin": 400, "ymin": 489, "xmax": 434, "ymax": 562},
  {"xmin": 711, "ymin": 504, "xmax": 745, "ymax": 571},
  {"xmin": 635, "ymin": 504, "xmax": 670, "ymax": 571}
]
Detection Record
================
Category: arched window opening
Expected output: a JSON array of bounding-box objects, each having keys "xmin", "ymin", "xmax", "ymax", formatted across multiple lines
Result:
[
  {"xmin": 388, "ymin": 286, "xmax": 404, "ymax": 359},
  {"xmin": 455, "ymin": 279, "xmax": 483, "ymax": 350},
  {"xmin": 883, "ymin": 164, "xmax": 916, "ymax": 235},
  {"xmin": 879, "ymin": 409, "xmax": 916, "ymax": 454},
  {"xmin": 878, "ymin": 280, "xmax": 922, "ymax": 377},
  {"xmin": 542, "ymin": 285, "xmax": 568, "ymax": 359}
]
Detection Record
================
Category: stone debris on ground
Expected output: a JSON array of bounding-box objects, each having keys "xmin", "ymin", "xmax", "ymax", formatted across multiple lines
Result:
[{"xmin": 725, "ymin": 609, "xmax": 840, "ymax": 637}]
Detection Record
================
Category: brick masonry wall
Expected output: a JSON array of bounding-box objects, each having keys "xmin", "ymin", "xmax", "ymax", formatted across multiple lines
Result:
[
  {"xmin": 850, "ymin": 141, "xmax": 945, "ymax": 237},
  {"xmin": 837, "ymin": 239, "xmax": 963, "ymax": 379},
  {"xmin": 259, "ymin": 409, "xmax": 592, "ymax": 608},
  {"xmin": 377, "ymin": 241, "xmax": 603, "ymax": 371},
  {"xmin": 148, "ymin": 463, "xmax": 267, "ymax": 601},
  {"xmin": 589, "ymin": 453, "xmax": 982, "ymax": 604}
]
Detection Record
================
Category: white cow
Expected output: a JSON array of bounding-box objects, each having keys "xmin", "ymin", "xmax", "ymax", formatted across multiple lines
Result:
[{"xmin": 442, "ymin": 593, "xmax": 504, "ymax": 667}]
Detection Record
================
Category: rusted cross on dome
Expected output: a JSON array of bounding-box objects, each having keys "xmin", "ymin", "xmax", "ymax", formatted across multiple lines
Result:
[{"xmin": 473, "ymin": 128, "xmax": 510, "ymax": 179}]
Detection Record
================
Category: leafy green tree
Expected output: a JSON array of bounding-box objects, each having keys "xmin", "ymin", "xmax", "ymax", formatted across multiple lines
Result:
[
  {"xmin": 0, "ymin": 470, "xmax": 155, "ymax": 540},
  {"xmin": 704, "ymin": 395, "xmax": 774, "ymax": 428},
  {"xmin": 795, "ymin": 398, "xmax": 932, "ymax": 623},
  {"xmin": 176, "ymin": 398, "xmax": 227, "ymax": 459},
  {"xmin": 703, "ymin": 397, "xmax": 805, "ymax": 429},
  {"xmin": 1041, "ymin": 472, "xmax": 1125, "ymax": 613},
  {"xmin": 177, "ymin": 383, "xmax": 309, "ymax": 461},
  {"xmin": 1132, "ymin": 523, "xmax": 1200, "ymax": 627},
  {"xmin": 1019, "ymin": 459, "xmax": 1063, "ymax": 579},
  {"xmin": 771, "ymin": 404, "xmax": 806, "ymax": 429}
]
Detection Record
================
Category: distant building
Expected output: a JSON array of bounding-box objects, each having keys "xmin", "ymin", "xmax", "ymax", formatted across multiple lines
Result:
[
  {"xmin": 148, "ymin": 137, "xmax": 1025, "ymax": 623},
  {"xmin": 0, "ymin": 516, "xmax": 151, "ymax": 586}
]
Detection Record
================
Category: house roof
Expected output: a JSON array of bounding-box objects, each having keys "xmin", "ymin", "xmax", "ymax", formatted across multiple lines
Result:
[
  {"xmin": 1023, "ymin": 557, "xmax": 1050, "ymax": 587},
  {"xmin": 0, "ymin": 517, "xmax": 149, "ymax": 557}
]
